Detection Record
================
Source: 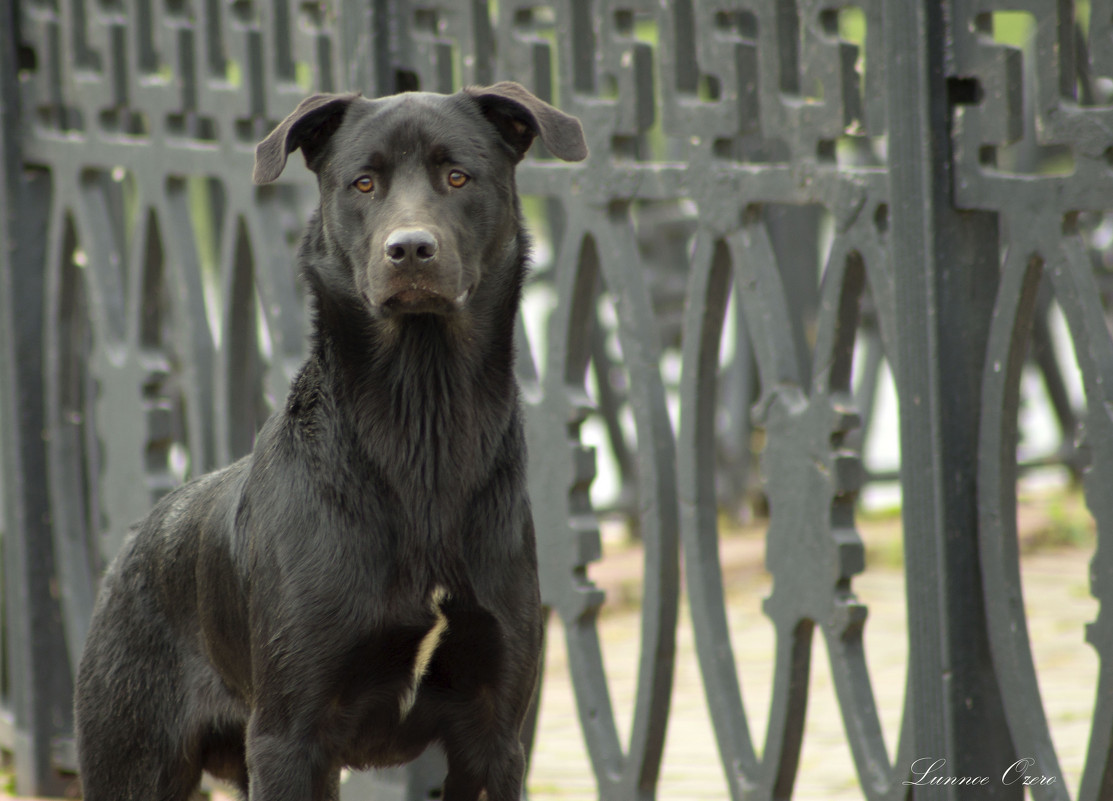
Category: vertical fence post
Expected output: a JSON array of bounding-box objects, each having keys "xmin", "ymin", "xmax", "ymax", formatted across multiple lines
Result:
[
  {"xmin": 885, "ymin": 2, "xmax": 1018, "ymax": 797},
  {"xmin": 0, "ymin": 0, "xmax": 74, "ymax": 795}
]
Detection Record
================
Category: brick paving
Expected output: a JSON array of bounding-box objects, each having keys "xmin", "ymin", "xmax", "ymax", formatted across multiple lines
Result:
[{"xmin": 526, "ymin": 532, "xmax": 1098, "ymax": 800}]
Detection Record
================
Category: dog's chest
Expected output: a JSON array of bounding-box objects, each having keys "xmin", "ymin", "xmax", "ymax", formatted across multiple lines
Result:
[
  {"xmin": 338, "ymin": 585, "xmax": 505, "ymax": 707},
  {"xmin": 325, "ymin": 587, "xmax": 507, "ymax": 766},
  {"xmin": 397, "ymin": 585, "xmax": 450, "ymax": 718}
]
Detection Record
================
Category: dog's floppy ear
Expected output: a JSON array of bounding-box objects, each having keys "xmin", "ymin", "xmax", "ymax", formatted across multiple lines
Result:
[
  {"xmin": 464, "ymin": 82, "xmax": 587, "ymax": 163},
  {"xmin": 254, "ymin": 93, "xmax": 360, "ymax": 184}
]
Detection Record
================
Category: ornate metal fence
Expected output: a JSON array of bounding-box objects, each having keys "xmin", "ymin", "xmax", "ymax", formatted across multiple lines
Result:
[{"xmin": 2, "ymin": 1, "xmax": 1112, "ymax": 800}]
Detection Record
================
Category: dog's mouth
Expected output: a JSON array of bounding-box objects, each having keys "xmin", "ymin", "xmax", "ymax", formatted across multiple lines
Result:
[{"xmin": 381, "ymin": 285, "xmax": 471, "ymax": 315}]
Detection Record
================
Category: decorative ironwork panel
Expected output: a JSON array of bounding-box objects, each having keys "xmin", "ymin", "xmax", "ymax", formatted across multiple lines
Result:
[
  {"xmin": 3, "ymin": 0, "xmax": 335, "ymax": 793},
  {"xmin": 3, "ymin": 2, "xmax": 1112, "ymax": 801},
  {"xmin": 954, "ymin": 5, "xmax": 1113, "ymax": 801}
]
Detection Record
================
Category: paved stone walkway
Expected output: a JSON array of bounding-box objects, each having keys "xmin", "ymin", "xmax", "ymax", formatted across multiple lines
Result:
[{"xmin": 525, "ymin": 534, "xmax": 1098, "ymax": 800}]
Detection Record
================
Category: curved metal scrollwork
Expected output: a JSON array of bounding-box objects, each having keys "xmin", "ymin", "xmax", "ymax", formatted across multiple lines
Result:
[
  {"xmin": 43, "ymin": 168, "xmax": 215, "ymax": 664},
  {"xmin": 979, "ymin": 225, "xmax": 1113, "ymax": 801},
  {"xmin": 526, "ymin": 205, "xmax": 680, "ymax": 800},
  {"xmin": 678, "ymin": 201, "xmax": 908, "ymax": 801},
  {"xmin": 960, "ymin": 6, "xmax": 1113, "ymax": 801}
]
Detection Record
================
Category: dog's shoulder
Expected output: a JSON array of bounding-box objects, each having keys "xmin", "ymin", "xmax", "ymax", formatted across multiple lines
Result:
[{"xmin": 121, "ymin": 460, "xmax": 249, "ymax": 546}]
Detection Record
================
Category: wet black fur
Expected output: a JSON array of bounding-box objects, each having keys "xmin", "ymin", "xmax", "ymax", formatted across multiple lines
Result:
[{"xmin": 73, "ymin": 84, "xmax": 586, "ymax": 801}]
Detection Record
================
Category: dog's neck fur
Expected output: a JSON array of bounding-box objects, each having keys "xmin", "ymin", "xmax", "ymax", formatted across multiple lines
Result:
[{"xmin": 293, "ymin": 221, "xmax": 527, "ymax": 510}]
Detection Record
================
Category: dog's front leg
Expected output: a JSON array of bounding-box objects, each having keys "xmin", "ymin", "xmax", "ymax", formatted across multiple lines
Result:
[
  {"xmin": 442, "ymin": 739, "xmax": 527, "ymax": 801},
  {"xmin": 245, "ymin": 716, "xmax": 339, "ymax": 801}
]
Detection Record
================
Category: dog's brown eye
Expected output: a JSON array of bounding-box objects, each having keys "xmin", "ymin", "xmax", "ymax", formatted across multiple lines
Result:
[
  {"xmin": 354, "ymin": 176, "xmax": 374, "ymax": 193},
  {"xmin": 447, "ymin": 170, "xmax": 469, "ymax": 188}
]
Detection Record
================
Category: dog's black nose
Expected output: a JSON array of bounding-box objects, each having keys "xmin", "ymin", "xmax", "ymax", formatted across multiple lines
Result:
[{"xmin": 385, "ymin": 229, "xmax": 438, "ymax": 264}]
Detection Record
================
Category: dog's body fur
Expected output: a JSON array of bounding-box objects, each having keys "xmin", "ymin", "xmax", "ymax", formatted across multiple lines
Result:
[{"xmin": 74, "ymin": 83, "xmax": 586, "ymax": 801}]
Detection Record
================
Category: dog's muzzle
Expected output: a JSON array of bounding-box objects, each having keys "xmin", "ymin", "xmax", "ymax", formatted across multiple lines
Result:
[{"xmin": 374, "ymin": 228, "xmax": 469, "ymax": 314}]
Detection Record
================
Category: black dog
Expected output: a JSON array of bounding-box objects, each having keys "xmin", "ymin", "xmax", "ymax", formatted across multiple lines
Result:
[{"xmin": 73, "ymin": 82, "xmax": 586, "ymax": 801}]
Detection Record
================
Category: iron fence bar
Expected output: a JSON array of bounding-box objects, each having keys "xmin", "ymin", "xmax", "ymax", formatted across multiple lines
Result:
[
  {"xmin": 884, "ymin": 2, "xmax": 1018, "ymax": 798},
  {"xmin": 0, "ymin": 0, "xmax": 74, "ymax": 793}
]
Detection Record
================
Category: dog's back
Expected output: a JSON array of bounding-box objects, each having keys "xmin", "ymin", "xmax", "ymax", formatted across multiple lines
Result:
[{"xmin": 74, "ymin": 83, "xmax": 585, "ymax": 801}]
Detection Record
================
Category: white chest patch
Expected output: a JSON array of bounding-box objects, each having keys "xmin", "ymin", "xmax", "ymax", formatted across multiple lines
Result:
[{"xmin": 399, "ymin": 586, "xmax": 449, "ymax": 718}]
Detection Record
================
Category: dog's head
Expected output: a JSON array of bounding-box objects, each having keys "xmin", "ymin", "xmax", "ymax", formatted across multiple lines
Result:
[{"xmin": 254, "ymin": 83, "xmax": 586, "ymax": 319}]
